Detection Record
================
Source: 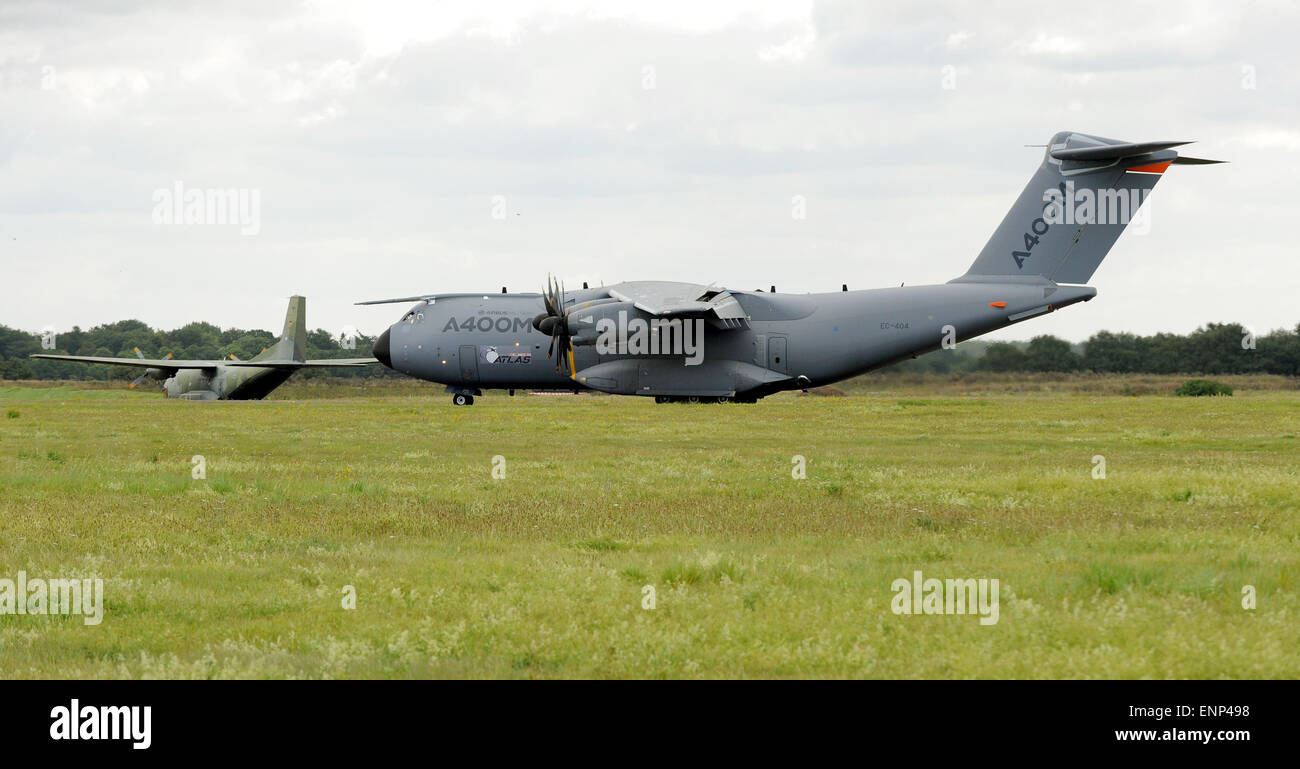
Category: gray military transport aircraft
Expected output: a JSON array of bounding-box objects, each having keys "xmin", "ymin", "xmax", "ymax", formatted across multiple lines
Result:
[
  {"xmin": 32, "ymin": 296, "xmax": 376, "ymax": 400},
  {"xmin": 363, "ymin": 131, "xmax": 1222, "ymax": 405}
]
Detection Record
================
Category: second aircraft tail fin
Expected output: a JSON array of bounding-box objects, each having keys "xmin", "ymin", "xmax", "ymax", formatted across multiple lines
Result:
[{"xmin": 254, "ymin": 296, "xmax": 308, "ymax": 362}]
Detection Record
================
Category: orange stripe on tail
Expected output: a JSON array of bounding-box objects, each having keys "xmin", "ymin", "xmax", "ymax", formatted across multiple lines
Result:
[{"xmin": 1128, "ymin": 161, "xmax": 1172, "ymax": 174}]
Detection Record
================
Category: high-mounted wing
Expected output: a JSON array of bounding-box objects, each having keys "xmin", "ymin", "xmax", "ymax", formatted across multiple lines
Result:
[
  {"xmin": 224, "ymin": 358, "xmax": 378, "ymax": 368},
  {"xmin": 604, "ymin": 281, "xmax": 747, "ymax": 327},
  {"xmin": 30, "ymin": 354, "xmax": 211, "ymax": 369},
  {"xmin": 356, "ymin": 292, "xmax": 541, "ymax": 305},
  {"xmin": 301, "ymin": 358, "xmax": 378, "ymax": 366},
  {"xmin": 606, "ymin": 281, "xmax": 713, "ymax": 314}
]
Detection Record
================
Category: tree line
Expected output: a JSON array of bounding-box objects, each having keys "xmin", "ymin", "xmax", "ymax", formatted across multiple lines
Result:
[
  {"xmin": 1, "ymin": 319, "xmax": 1297, "ymax": 380},
  {"xmin": 892, "ymin": 323, "xmax": 1300, "ymax": 375}
]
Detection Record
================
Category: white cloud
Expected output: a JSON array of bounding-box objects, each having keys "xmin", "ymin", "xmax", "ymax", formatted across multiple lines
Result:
[
  {"xmin": 1013, "ymin": 33, "xmax": 1085, "ymax": 56},
  {"xmin": 1227, "ymin": 128, "xmax": 1300, "ymax": 152},
  {"xmin": 759, "ymin": 31, "xmax": 817, "ymax": 62},
  {"xmin": 944, "ymin": 30, "xmax": 974, "ymax": 51}
]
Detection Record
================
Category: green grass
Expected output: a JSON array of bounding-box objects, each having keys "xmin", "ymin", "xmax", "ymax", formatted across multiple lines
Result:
[{"xmin": 0, "ymin": 379, "xmax": 1297, "ymax": 678}]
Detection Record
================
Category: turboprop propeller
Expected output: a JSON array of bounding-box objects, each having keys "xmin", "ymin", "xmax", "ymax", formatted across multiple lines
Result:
[
  {"xmin": 531, "ymin": 275, "xmax": 576, "ymax": 375},
  {"xmin": 129, "ymin": 347, "xmax": 172, "ymax": 390}
]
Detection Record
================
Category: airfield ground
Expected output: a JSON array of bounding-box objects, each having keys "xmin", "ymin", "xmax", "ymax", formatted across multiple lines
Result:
[{"xmin": 1, "ymin": 374, "xmax": 1297, "ymax": 678}]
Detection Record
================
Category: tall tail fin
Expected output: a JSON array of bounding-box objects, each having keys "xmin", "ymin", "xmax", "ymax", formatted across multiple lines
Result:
[
  {"xmin": 955, "ymin": 131, "xmax": 1223, "ymax": 285},
  {"xmin": 255, "ymin": 296, "xmax": 308, "ymax": 362}
]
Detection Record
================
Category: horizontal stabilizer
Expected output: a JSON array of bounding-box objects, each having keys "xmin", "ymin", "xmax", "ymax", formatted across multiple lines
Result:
[
  {"xmin": 1050, "ymin": 140, "xmax": 1191, "ymax": 161},
  {"xmin": 1172, "ymin": 155, "xmax": 1227, "ymax": 165}
]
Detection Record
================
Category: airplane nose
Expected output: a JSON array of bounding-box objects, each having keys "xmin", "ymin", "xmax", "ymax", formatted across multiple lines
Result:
[{"xmin": 373, "ymin": 328, "xmax": 392, "ymax": 368}]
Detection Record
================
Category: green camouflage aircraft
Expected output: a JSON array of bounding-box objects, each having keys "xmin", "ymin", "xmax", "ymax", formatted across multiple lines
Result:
[{"xmin": 31, "ymin": 296, "xmax": 376, "ymax": 400}]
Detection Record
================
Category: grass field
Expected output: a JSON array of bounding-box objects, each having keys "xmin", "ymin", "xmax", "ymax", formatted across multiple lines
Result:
[{"xmin": 1, "ymin": 375, "xmax": 1297, "ymax": 678}]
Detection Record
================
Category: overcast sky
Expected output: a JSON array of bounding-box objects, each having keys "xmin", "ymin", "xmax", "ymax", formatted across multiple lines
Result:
[{"xmin": 2, "ymin": 0, "xmax": 1297, "ymax": 341}]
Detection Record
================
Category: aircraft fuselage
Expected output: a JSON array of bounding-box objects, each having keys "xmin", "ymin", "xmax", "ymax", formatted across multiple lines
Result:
[
  {"xmin": 372, "ymin": 280, "xmax": 1095, "ymax": 402},
  {"xmin": 163, "ymin": 364, "xmax": 297, "ymax": 400}
]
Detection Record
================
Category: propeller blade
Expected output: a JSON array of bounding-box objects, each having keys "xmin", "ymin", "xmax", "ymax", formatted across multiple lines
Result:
[
  {"xmin": 546, "ymin": 274, "xmax": 559, "ymax": 316},
  {"xmin": 538, "ymin": 273, "xmax": 576, "ymax": 372}
]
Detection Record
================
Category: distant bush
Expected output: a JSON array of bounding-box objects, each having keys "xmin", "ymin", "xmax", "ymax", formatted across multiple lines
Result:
[{"xmin": 1175, "ymin": 379, "xmax": 1234, "ymax": 397}]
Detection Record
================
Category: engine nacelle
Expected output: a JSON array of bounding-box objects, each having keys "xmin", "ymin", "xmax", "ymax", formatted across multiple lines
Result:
[{"xmin": 565, "ymin": 301, "xmax": 643, "ymax": 346}]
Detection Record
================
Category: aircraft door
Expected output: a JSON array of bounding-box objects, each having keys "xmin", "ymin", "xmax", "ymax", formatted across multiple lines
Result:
[
  {"xmin": 768, "ymin": 336, "xmax": 787, "ymax": 374},
  {"xmin": 459, "ymin": 345, "xmax": 479, "ymax": 383}
]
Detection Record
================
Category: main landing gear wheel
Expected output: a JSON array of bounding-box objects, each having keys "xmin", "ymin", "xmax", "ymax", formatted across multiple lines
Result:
[{"xmin": 452, "ymin": 393, "xmax": 474, "ymax": 406}]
